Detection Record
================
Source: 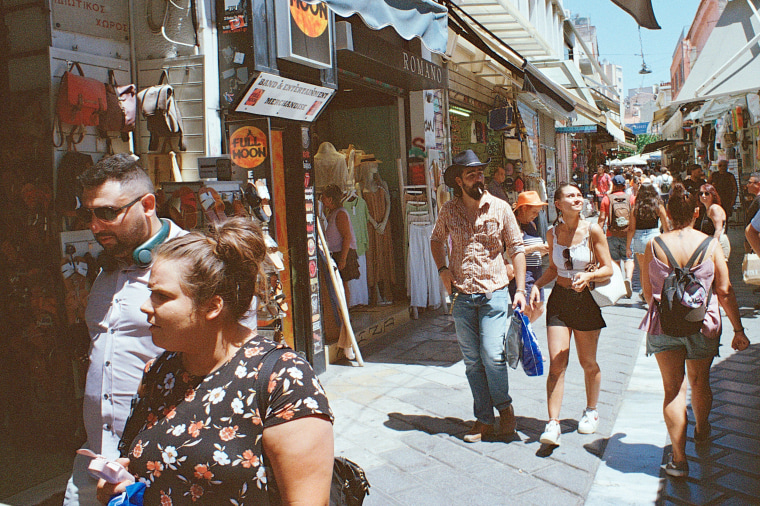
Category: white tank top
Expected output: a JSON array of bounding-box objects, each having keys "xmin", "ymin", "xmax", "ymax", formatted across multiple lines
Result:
[{"xmin": 553, "ymin": 224, "xmax": 594, "ymax": 278}]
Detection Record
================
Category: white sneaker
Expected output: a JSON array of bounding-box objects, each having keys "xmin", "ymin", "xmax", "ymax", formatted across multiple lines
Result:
[
  {"xmin": 539, "ymin": 420, "xmax": 561, "ymax": 445},
  {"xmin": 343, "ymin": 347, "xmax": 355, "ymax": 360},
  {"xmin": 578, "ymin": 408, "xmax": 599, "ymax": 434}
]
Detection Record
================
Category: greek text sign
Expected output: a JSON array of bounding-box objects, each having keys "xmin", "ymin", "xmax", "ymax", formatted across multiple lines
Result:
[
  {"xmin": 52, "ymin": 0, "xmax": 129, "ymax": 41},
  {"xmin": 235, "ymin": 72, "xmax": 334, "ymax": 122}
]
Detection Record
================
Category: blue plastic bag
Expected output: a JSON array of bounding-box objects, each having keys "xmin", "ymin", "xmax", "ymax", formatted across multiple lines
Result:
[
  {"xmin": 515, "ymin": 308, "xmax": 544, "ymax": 376},
  {"xmin": 107, "ymin": 482, "xmax": 146, "ymax": 506}
]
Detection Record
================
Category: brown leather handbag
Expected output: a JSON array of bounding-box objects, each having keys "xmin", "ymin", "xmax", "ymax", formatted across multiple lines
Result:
[{"xmin": 98, "ymin": 69, "xmax": 137, "ymax": 140}]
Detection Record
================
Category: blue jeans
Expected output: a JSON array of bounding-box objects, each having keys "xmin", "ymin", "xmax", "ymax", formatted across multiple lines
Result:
[{"xmin": 451, "ymin": 287, "xmax": 512, "ymax": 425}]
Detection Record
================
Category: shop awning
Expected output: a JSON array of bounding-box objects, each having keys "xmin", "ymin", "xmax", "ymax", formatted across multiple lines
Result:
[
  {"xmin": 641, "ymin": 139, "xmax": 686, "ymax": 154},
  {"xmin": 674, "ymin": 0, "xmax": 760, "ymax": 104},
  {"xmin": 307, "ymin": 0, "xmax": 449, "ymax": 54},
  {"xmin": 446, "ymin": 1, "xmax": 525, "ymax": 79},
  {"xmin": 522, "ymin": 63, "xmax": 576, "ymax": 115},
  {"xmin": 661, "ymin": 110, "xmax": 684, "ymax": 140}
]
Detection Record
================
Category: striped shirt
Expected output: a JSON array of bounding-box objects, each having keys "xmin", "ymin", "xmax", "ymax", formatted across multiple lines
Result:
[
  {"xmin": 521, "ymin": 221, "xmax": 544, "ymax": 267},
  {"xmin": 431, "ymin": 191, "xmax": 525, "ymax": 294}
]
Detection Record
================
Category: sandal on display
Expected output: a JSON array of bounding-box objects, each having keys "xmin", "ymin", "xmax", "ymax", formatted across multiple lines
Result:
[
  {"xmin": 169, "ymin": 187, "xmax": 198, "ymax": 230},
  {"xmin": 198, "ymin": 186, "xmax": 227, "ymax": 224}
]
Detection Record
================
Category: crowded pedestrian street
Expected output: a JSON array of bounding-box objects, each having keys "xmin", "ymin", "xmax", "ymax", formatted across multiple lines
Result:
[
  {"xmin": 320, "ymin": 225, "xmax": 759, "ymax": 505},
  {"xmin": 3, "ymin": 1, "xmax": 760, "ymax": 505}
]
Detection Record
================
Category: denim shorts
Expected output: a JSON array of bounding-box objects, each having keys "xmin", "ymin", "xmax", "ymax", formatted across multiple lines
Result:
[
  {"xmin": 646, "ymin": 332, "xmax": 720, "ymax": 360},
  {"xmin": 632, "ymin": 228, "xmax": 660, "ymax": 255},
  {"xmin": 607, "ymin": 235, "xmax": 631, "ymax": 261}
]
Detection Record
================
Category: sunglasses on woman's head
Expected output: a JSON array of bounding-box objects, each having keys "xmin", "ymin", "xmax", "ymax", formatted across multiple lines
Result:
[
  {"xmin": 77, "ymin": 195, "xmax": 146, "ymax": 222},
  {"xmin": 562, "ymin": 248, "xmax": 573, "ymax": 270}
]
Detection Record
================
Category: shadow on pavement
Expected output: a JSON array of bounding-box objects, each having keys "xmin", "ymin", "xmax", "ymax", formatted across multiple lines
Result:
[
  {"xmin": 655, "ymin": 341, "xmax": 760, "ymax": 504},
  {"xmin": 385, "ymin": 412, "xmax": 565, "ymax": 447},
  {"xmin": 584, "ymin": 433, "xmax": 663, "ymax": 477}
]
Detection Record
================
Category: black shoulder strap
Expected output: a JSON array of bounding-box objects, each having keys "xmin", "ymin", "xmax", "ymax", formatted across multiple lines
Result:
[
  {"xmin": 653, "ymin": 235, "xmax": 714, "ymax": 270},
  {"xmin": 255, "ymin": 346, "xmax": 286, "ymax": 419},
  {"xmin": 653, "ymin": 236, "xmax": 678, "ymax": 268},
  {"xmin": 684, "ymin": 236, "xmax": 714, "ymax": 269}
]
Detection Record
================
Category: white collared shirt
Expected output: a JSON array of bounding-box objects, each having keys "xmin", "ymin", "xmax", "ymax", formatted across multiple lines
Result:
[{"xmin": 82, "ymin": 220, "xmax": 186, "ymax": 459}]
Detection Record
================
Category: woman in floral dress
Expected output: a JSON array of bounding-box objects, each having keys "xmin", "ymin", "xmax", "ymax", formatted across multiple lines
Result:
[{"xmin": 97, "ymin": 217, "xmax": 334, "ymax": 505}]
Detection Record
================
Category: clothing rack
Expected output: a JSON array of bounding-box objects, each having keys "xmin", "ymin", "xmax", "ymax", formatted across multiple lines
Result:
[{"xmin": 396, "ymin": 159, "xmax": 447, "ymax": 316}]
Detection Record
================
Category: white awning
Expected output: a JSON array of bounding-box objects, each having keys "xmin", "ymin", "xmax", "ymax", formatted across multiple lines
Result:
[
  {"xmin": 306, "ymin": 0, "xmax": 449, "ymax": 54},
  {"xmin": 674, "ymin": 0, "xmax": 760, "ymax": 104},
  {"xmin": 661, "ymin": 110, "xmax": 684, "ymax": 140}
]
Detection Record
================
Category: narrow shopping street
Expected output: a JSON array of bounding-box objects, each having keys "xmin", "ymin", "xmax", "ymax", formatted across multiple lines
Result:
[{"xmin": 320, "ymin": 226, "xmax": 760, "ymax": 505}]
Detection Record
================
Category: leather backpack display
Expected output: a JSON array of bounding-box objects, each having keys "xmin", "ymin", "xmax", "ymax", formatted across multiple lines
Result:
[
  {"xmin": 54, "ymin": 151, "xmax": 94, "ymax": 216},
  {"xmin": 137, "ymin": 70, "xmax": 186, "ymax": 152},
  {"xmin": 98, "ymin": 70, "xmax": 137, "ymax": 141},
  {"xmin": 56, "ymin": 62, "xmax": 106, "ymax": 127}
]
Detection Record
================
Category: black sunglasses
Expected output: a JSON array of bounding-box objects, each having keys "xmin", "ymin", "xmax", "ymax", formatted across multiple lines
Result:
[
  {"xmin": 699, "ymin": 191, "xmax": 711, "ymax": 197},
  {"xmin": 78, "ymin": 195, "xmax": 146, "ymax": 222},
  {"xmin": 562, "ymin": 248, "xmax": 573, "ymax": 271}
]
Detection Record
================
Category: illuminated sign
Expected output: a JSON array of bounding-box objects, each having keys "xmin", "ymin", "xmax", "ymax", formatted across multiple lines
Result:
[{"xmin": 276, "ymin": 0, "xmax": 333, "ymax": 70}]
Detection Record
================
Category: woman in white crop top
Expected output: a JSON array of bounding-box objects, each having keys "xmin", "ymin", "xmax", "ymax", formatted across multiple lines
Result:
[{"xmin": 529, "ymin": 183, "xmax": 614, "ymax": 446}]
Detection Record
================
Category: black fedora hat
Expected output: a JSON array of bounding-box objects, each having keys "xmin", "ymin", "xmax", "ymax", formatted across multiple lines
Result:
[{"xmin": 443, "ymin": 150, "xmax": 491, "ymax": 188}]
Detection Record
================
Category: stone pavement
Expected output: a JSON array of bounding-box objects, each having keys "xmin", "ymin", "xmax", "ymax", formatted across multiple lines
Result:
[{"xmin": 320, "ymin": 226, "xmax": 759, "ymax": 505}]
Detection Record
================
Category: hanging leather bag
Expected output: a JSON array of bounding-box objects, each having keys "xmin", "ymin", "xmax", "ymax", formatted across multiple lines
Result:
[
  {"xmin": 56, "ymin": 62, "xmax": 106, "ymax": 126},
  {"xmin": 137, "ymin": 70, "xmax": 186, "ymax": 151},
  {"xmin": 98, "ymin": 70, "xmax": 137, "ymax": 140}
]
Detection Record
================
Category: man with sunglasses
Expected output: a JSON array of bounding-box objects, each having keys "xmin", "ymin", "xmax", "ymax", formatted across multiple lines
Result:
[
  {"xmin": 431, "ymin": 150, "xmax": 526, "ymax": 444},
  {"xmin": 63, "ymin": 153, "xmax": 187, "ymax": 505}
]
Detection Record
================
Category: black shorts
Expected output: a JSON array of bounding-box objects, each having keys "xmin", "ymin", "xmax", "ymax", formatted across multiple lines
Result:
[
  {"xmin": 332, "ymin": 249, "xmax": 360, "ymax": 281},
  {"xmin": 546, "ymin": 284, "xmax": 606, "ymax": 331}
]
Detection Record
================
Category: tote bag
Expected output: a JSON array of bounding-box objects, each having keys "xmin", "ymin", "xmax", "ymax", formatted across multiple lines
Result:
[
  {"xmin": 587, "ymin": 230, "xmax": 627, "ymax": 307},
  {"xmin": 743, "ymin": 253, "xmax": 760, "ymax": 285}
]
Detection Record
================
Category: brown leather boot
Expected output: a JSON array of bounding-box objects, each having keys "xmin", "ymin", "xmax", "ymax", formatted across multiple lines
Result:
[
  {"xmin": 499, "ymin": 405, "xmax": 516, "ymax": 436},
  {"xmin": 463, "ymin": 421, "xmax": 494, "ymax": 443}
]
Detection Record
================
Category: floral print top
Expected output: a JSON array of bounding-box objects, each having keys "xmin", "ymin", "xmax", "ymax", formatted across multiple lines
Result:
[{"xmin": 118, "ymin": 337, "xmax": 333, "ymax": 505}]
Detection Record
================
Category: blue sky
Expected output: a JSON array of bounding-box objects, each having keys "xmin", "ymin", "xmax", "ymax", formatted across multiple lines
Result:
[{"xmin": 563, "ymin": 0, "xmax": 700, "ymax": 95}]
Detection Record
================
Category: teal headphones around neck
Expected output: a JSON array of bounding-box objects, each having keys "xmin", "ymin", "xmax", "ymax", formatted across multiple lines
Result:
[{"xmin": 133, "ymin": 219, "xmax": 171, "ymax": 267}]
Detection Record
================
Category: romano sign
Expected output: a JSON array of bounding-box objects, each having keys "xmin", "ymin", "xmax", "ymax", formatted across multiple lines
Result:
[
  {"xmin": 235, "ymin": 72, "xmax": 334, "ymax": 122},
  {"xmin": 338, "ymin": 28, "xmax": 446, "ymax": 91},
  {"xmin": 400, "ymin": 50, "xmax": 445, "ymax": 89}
]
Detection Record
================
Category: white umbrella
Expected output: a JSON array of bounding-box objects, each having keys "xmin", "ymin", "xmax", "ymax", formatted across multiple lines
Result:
[{"xmin": 617, "ymin": 154, "xmax": 648, "ymax": 166}]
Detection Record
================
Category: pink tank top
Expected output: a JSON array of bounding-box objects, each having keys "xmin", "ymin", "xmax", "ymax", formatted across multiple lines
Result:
[{"xmin": 639, "ymin": 249, "xmax": 721, "ymax": 338}]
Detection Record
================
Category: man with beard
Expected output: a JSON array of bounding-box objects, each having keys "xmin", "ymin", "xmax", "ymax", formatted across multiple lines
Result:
[
  {"xmin": 63, "ymin": 154, "xmax": 187, "ymax": 505},
  {"xmin": 431, "ymin": 150, "xmax": 526, "ymax": 443},
  {"xmin": 708, "ymin": 159, "xmax": 738, "ymax": 219}
]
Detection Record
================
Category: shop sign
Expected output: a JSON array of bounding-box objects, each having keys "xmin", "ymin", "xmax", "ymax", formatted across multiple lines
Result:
[
  {"xmin": 52, "ymin": 0, "xmax": 129, "ymax": 41},
  {"xmin": 235, "ymin": 72, "xmax": 334, "ymax": 122},
  {"xmin": 556, "ymin": 125, "xmax": 598, "ymax": 134},
  {"xmin": 275, "ymin": 0, "xmax": 333, "ymax": 70},
  {"xmin": 400, "ymin": 50, "xmax": 446, "ymax": 89},
  {"xmin": 628, "ymin": 122, "xmax": 650, "ymax": 135},
  {"xmin": 229, "ymin": 125, "xmax": 268, "ymax": 169}
]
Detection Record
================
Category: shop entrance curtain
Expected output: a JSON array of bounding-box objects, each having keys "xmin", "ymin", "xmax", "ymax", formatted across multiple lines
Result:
[{"xmin": 301, "ymin": 0, "xmax": 448, "ymax": 54}]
